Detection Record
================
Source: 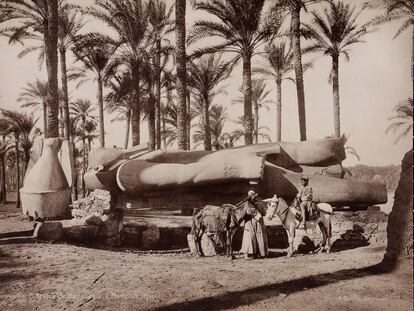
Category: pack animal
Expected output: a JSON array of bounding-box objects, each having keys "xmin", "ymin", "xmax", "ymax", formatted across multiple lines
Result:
[
  {"xmin": 191, "ymin": 203, "xmax": 246, "ymax": 259},
  {"xmin": 266, "ymin": 197, "xmax": 333, "ymax": 257}
]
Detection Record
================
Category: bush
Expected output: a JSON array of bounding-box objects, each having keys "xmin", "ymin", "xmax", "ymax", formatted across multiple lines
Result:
[{"xmin": 344, "ymin": 164, "xmax": 401, "ymax": 191}]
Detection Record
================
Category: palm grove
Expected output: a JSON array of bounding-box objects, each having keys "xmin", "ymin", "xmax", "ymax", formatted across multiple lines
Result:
[{"xmin": 0, "ymin": 0, "xmax": 412, "ymax": 204}]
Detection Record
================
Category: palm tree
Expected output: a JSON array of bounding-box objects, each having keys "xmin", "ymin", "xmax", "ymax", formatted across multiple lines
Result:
[
  {"xmin": 106, "ymin": 72, "xmax": 134, "ymax": 149},
  {"xmin": 303, "ymin": 0, "xmax": 370, "ymax": 137},
  {"xmin": 45, "ymin": 0, "xmax": 59, "ymax": 138},
  {"xmin": 72, "ymin": 39, "xmax": 114, "ymax": 148},
  {"xmin": 148, "ymin": 0, "xmax": 174, "ymax": 148},
  {"xmin": 189, "ymin": 0, "xmax": 280, "ymax": 145},
  {"xmin": 0, "ymin": 136, "xmax": 9, "ymax": 203},
  {"xmin": 58, "ymin": 7, "xmax": 86, "ymax": 141},
  {"xmin": 161, "ymin": 102, "xmax": 179, "ymax": 147},
  {"xmin": 0, "ymin": 109, "xmax": 41, "ymax": 208},
  {"xmin": 368, "ymin": 0, "xmax": 414, "ymax": 76},
  {"xmin": 386, "ymin": 98, "xmax": 413, "ymax": 143},
  {"xmin": 233, "ymin": 79, "xmax": 272, "ymax": 144},
  {"xmin": 161, "ymin": 101, "xmax": 197, "ymax": 148},
  {"xmin": 17, "ymin": 80, "xmax": 49, "ymax": 133},
  {"xmin": 254, "ymin": 41, "xmax": 312, "ymax": 141},
  {"xmin": 187, "ymin": 54, "xmax": 233, "ymax": 150},
  {"xmin": 272, "ymin": 0, "xmax": 320, "ymax": 141},
  {"xmin": 69, "ymin": 99, "xmax": 97, "ymax": 196},
  {"xmin": 0, "ymin": 0, "xmax": 60, "ymax": 138},
  {"xmin": 193, "ymin": 104, "xmax": 231, "ymax": 150},
  {"xmin": 70, "ymin": 99, "xmax": 98, "ymax": 139},
  {"xmin": 67, "ymin": 116, "xmax": 83, "ymax": 200},
  {"xmin": 140, "ymin": 54, "xmax": 157, "ymax": 150},
  {"xmin": 230, "ymin": 116, "xmax": 272, "ymax": 144},
  {"xmin": 84, "ymin": 0, "xmax": 150, "ymax": 147},
  {"xmin": 160, "ymin": 69, "xmax": 175, "ymax": 148},
  {"xmin": 175, "ymin": 0, "xmax": 188, "ymax": 149}
]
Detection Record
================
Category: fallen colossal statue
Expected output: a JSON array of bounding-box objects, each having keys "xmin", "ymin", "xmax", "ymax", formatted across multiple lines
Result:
[{"xmin": 83, "ymin": 137, "xmax": 387, "ymax": 210}]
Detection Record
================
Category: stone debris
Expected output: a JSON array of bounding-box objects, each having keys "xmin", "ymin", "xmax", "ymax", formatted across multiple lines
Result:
[
  {"xmin": 68, "ymin": 190, "xmax": 123, "ymax": 246},
  {"xmin": 71, "ymin": 190, "xmax": 112, "ymax": 219}
]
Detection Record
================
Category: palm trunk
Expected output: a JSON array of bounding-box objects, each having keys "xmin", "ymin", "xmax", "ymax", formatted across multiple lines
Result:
[
  {"xmin": 131, "ymin": 66, "xmax": 141, "ymax": 146},
  {"xmin": 82, "ymin": 117, "xmax": 86, "ymax": 197},
  {"xmin": 332, "ymin": 55, "xmax": 341, "ymax": 137},
  {"xmin": 242, "ymin": 54, "xmax": 253, "ymax": 145},
  {"xmin": 276, "ymin": 79, "xmax": 282, "ymax": 141},
  {"xmin": 45, "ymin": 0, "xmax": 60, "ymax": 138},
  {"xmin": 175, "ymin": 0, "xmax": 188, "ymax": 150},
  {"xmin": 42, "ymin": 102, "xmax": 47, "ymax": 135},
  {"xmin": 155, "ymin": 39, "xmax": 162, "ymax": 149},
  {"xmin": 149, "ymin": 95, "xmax": 156, "ymax": 150},
  {"xmin": 59, "ymin": 106, "xmax": 64, "ymax": 137},
  {"xmin": 82, "ymin": 136, "xmax": 86, "ymax": 198},
  {"xmin": 412, "ymin": 25, "xmax": 414, "ymax": 79},
  {"xmin": 73, "ymin": 147, "xmax": 78, "ymax": 201},
  {"xmin": 124, "ymin": 109, "xmax": 131, "ymax": 149},
  {"xmin": 59, "ymin": 47, "xmax": 70, "ymax": 141},
  {"xmin": 15, "ymin": 133, "xmax": 20, "ymax": 209},
  {"xmin": 254, "ymin": 101, "xmax": 259, "ymax": 144},
  {"xmin": 202, "ymin": 96, "xmax": 212, "ymax": 151},
  {"xmin": 0, "ymin": 138, "xmax": 6, "ymax": 203},
  {"xmin": 161, "ymin": 109, "xmax": 167, "ymax": 149},
  {"xmin": 97, "ymin": 76, "xmax": 105, "ymax": 147},
  {"xmin": 186, "ymin": 91, "xmax": 191, "ymax": 149},
  {"xmin": 73, "ymin": 170, "xmax": 78, "ymax": 201},
  {"xmin": 291, "ymin": 6, "xmax": 307, "ymax": 141}
]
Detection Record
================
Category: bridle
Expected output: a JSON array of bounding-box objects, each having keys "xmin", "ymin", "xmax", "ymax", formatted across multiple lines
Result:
[{"xmin": 268, "ymin": 199, "xmax": 289, "ymax": 222}]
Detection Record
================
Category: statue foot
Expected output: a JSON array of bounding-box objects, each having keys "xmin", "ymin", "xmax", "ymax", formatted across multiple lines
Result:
[{"xmin": 287, "ymin": 251, "xmax": 294, "ymax": 257}]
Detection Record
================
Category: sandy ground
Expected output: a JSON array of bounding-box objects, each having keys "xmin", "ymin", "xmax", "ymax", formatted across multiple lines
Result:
[
  {"xmin": 0, "ymin": 194, "xmax": 411, "ymax": 311},
  {"xmin": 0, "ymin": 242, "xmax": 412, "ymax": 311}
]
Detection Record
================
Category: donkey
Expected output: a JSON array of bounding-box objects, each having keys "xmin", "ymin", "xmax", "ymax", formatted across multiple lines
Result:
[
  {"xmin": 266, "ymin": 197, "xmax": 333, "ymax": 257},
  {"xmin": 191, "ymin": 203, "xmax": 247, "ymax": 259}
]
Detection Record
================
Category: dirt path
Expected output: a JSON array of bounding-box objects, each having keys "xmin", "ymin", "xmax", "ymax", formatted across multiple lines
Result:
[{"xmin": 0, "ymin": 242, "xmax": 411, "ymax": 311}]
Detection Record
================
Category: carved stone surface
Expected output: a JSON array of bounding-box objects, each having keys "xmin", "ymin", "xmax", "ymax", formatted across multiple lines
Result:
[
  {"xmin": 20, "ymin": 138, "xmax": 70, "ymax": 219},
  {"xmin": 85, "ymin": 138, "xmax": 387, "ymax": 209}
]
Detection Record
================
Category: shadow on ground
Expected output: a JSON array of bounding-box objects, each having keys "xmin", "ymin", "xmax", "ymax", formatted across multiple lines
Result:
[{"xmin": 152, "ymin": 263, "xmax": 388, "ymax": 311}]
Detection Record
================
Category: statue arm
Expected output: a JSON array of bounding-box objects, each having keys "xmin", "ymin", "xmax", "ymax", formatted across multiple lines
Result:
[{"xmin": 117, "ymin": 154, "xmax": 265, "ymax": 193}]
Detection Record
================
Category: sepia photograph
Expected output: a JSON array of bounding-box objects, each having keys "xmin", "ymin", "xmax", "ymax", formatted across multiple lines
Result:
[{"xmin": 0, "ymin": 0, "xmax": 412, "ymax": 310}]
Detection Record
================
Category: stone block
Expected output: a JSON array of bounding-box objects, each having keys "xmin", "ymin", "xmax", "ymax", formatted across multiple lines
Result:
[
  {"xmin": 141, "ymin": 225, "xmax": 160, "ymax": 249},
  {"xmin": 200, "ymin": 234, "xmax": 219, "ymax": 257},
  {"xmin": 63, "ymin": 225, "xmax": 99, "ymax": 244},
  {"xmin": 33, "ymin": 222, "xmax": 64, "ymax": 241},
  {"xmin": 84, "ymin": 215, "xmax": 103, "ymax": 226}
]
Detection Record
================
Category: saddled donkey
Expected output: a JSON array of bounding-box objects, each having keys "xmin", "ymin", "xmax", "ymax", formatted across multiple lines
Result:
[
  {"xmin": 266, "ymin": 197, "xmax": 333, "ymax": 257},
  {"xmin": 191, "ymin": 203, "xmax": 246, "ymax": 259}
]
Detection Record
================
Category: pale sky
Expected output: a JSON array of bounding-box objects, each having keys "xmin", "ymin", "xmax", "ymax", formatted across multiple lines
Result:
[{"xmin": 0, "ymin": 0, "xmax": 412, "ymax": 166}]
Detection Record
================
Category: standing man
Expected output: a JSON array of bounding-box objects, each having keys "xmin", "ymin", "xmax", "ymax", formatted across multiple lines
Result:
[
  {"xmin": 241, "ymin": 190, "xmax": 268, "ymax": 259},
  {"xmin": 297, "ymin": 177, "xmax": 313, "ymax": 229}
]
